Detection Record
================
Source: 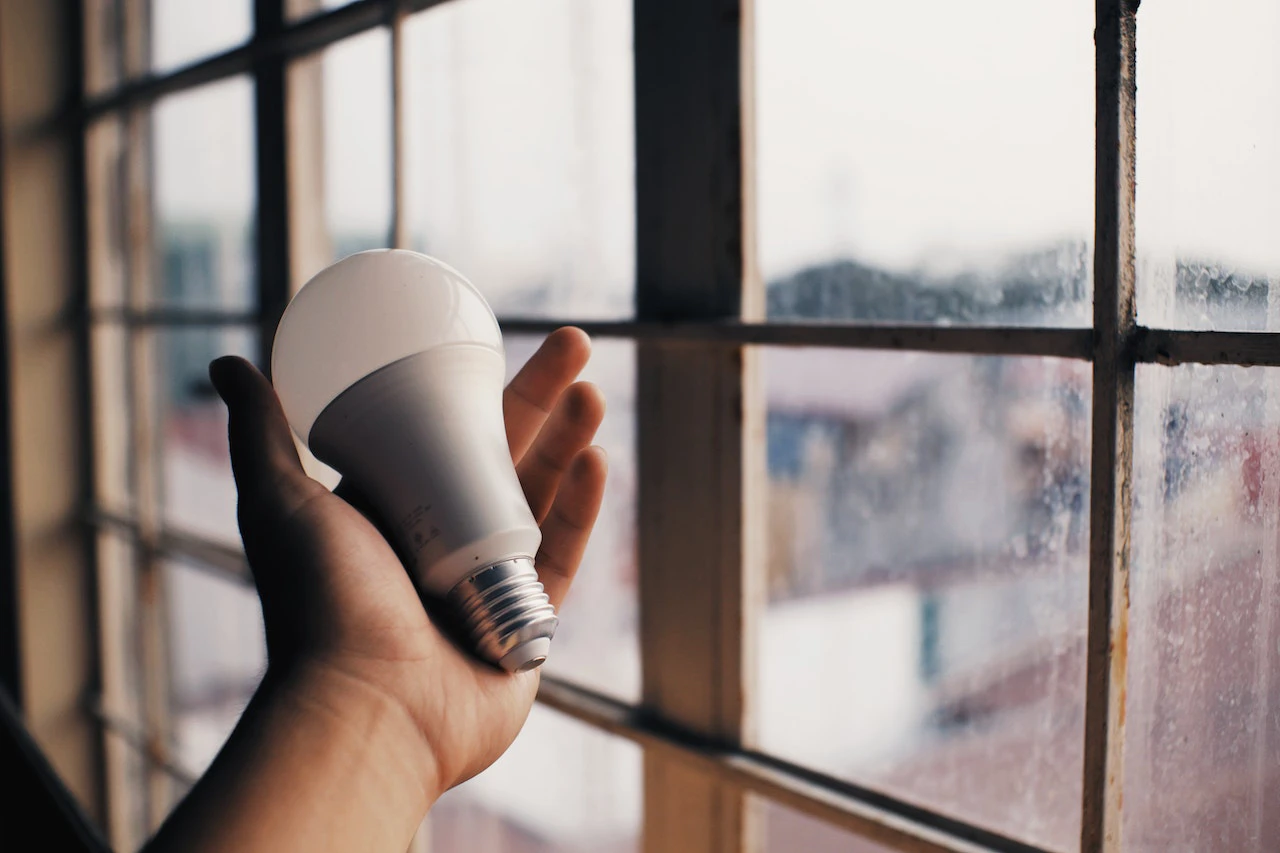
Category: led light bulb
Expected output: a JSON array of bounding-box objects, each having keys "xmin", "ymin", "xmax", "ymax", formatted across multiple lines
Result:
[{"xmin": 271, "ymin": 249, "xmax": 555, "ymax": 672}]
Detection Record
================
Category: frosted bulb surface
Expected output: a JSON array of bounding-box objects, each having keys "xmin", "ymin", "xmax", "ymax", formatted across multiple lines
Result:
[
  {"xmin": 271, "ymin": 250, "xmax": 555, "ymax": 672},
  {"xmin": 272, "ymin": 250, "xmax": 503, "ymax": 441}
]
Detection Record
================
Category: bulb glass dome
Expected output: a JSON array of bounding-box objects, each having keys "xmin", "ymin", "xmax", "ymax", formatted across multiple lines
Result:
[{"xmin": 272, "ymin": 249, "xmax": 503, "ymax": 442}]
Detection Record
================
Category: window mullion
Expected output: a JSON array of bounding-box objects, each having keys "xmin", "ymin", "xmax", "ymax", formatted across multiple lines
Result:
[
  {"xmin": 390, "ymin": 2, "xmax": 408, "ymax": 250},
  {"xmin": 1081, "ymin": 2, "xmax": 1139, "ymax": 851},
  {"xmin": 633, "ymin": 1, "xmax": 756, "ymax": 851},
  {"xmin": 115, "ymin": 0, "xmax": 180, "ymax": 833},
  {"xmin": 254, "ymin": 0, "xmax": 292, "ymax": 373}
]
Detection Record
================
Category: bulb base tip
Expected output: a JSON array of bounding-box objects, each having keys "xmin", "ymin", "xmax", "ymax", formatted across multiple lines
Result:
[
  {"xmin": 446, "ymin": 557, "xmax": 557, "ymax": 672},
  {"xmin": 500, "ymin": 637, "xmax": 552, "ymax": 673}
]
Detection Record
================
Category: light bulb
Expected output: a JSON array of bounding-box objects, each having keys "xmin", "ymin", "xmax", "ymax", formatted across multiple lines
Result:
[{"xmin": 271, "ymin": 249, "xmax": 556, "ymax": 672}]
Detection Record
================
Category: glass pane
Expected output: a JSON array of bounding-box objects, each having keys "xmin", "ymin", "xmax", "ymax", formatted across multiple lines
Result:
[
  {"xmin": 758, "ymin": 797, "xmax": 895, "ymax": 853},
  {"xmin": 166, "ymin": 558, "xmax": 265, "ymax": 777},
  {"xmin": 756, "ymin": 1, "xmax": 1093, "ymax": 325},
  {"xmin": 1136, "ymin": 1, "xmax": 1280, "ymax": 330},
  {"xmin": 431, "ymin": 705, "xmax": 641, "ymax": 852},
  {"xmin": 291, "ymin": 29, "xmax": 393, "ymax": 282},
  {"xmin": 757, "ymin": 348, "xmax": 1089, "ymax": 851},
  {"xmin": 153, "ymin": 77, "xmax": 256, "ymax": 310},
  {"xmin": 504, "ymin": 336, "xmax": 638, "ymax": 702},
  {"xmin": 151, "ymin": 0, "xmax": 252, "ymax": 75},
  {"xmin": 156, "ymin": 327, "xmax": 256, "ymax": 542},
  {"xmin": 404, "ymin": 0, "xmax": 634, "ymax": 319},
  {"xmin": 1128, "ymin": 365, "xmax": 1280, "ymax": 851}
]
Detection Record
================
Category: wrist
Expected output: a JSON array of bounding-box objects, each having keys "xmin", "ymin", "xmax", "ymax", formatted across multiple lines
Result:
[{"xmin": 263, "ymin": 657, "xmax": 444, "ymax": 812}]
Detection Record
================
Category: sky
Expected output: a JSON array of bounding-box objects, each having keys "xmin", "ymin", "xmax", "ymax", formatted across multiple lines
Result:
[{"xmin": 151, "ymin": 0, "xmax": 1280, "ymax": 313}]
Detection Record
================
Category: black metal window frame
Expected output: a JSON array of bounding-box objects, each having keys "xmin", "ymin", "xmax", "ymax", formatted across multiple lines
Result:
[{"xmin": 72, "ymin": 0, "xmax": 1273, "ymax": 851}]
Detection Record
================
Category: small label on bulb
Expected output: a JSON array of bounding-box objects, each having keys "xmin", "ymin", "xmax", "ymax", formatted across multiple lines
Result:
[{"xmin": 400, "ymin": 504, "xmax": 441, "ymax": 554}]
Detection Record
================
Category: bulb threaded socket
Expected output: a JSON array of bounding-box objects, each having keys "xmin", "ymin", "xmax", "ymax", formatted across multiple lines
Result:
[{"xmin": 445, "ymin": 557, "xmax": 557, "ymax": 672}]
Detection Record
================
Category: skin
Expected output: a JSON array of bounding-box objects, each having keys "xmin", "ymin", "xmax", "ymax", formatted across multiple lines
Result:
[{"xmin": 143, "ymin": 327, "xmax": 607, "ymax": 853}]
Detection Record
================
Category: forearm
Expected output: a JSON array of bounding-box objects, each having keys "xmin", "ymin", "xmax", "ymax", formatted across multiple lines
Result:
[{"xmin": 144, "ymin": 663, "xmax": 439, "ymax": 853}]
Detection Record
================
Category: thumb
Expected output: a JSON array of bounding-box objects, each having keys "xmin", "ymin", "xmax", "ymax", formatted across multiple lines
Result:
[
  {"xmin": 210, "ymin": 356, "xmax": 329, "ymax": 664},
  {"xmin": 209, "ymin": 356, "xmax": 315, "ymax": 526}
]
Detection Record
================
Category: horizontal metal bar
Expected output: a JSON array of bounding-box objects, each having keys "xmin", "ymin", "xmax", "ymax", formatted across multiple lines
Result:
[
  {"xmin": 88, "ymin": 509, "xmax": 252, "ymax": 586},
  {"xmin": 1135, "ymin": 326, "xmax": 1280, "ymax": 367},
  {"xmin": 499, "ymin": 320, "xmax": 1095, "ymax": 359},
  {"xmin": 88, "ymin": 308, "xmax": 259, "ymax": 327},
  {"xmin": 162, "ymin": 528, "xmax": 253, "ymax": 585},
  {"xmin": 87, "ymin": 698, "xmax": 199, "ymax": 788},
  {"xmin": 66, "ymin": 0, "xmax": 453, "ymax": 128},
  {"xmin": 77, "ymin": 314, "xmax": 1280, "ymax": 368},
  {"xmin": 536, "ymin": 677, "xmax": 1050, "ymax": 853},
  {"xmin": 80, "ymin": 314, "xmax": 1280, "ymax": 366}
]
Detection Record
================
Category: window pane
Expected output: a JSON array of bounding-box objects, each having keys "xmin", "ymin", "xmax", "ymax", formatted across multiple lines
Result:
[
  {"xmin": 431, "ymin": 705, "xmax": 641, "ymax": 853},
  {"xmin": 1128, "ymin": 365, "xmax": 1280, "ymax": 851},
  {"xmin": 1136, "ymin": 1, "xmax": 1280, "ymax": 330},
  {"xmin": 166, "ymin": 558, "xmax": 264, "ymax": 777},
  {"xmin": 151, "ymin": 0, "xmax": 252, "ymax": 75},
  {"xmin": 404, "ymin": 0, "xmax": 634, "ymax": 319},
  {"xmin": 756, "ymin": 348, "xmax": 1089, "ymax": 851},
  {"xmin": 156, "ymin": 327, "xmax": 256, "ymax": 542},
  {"xmin": 758, "ymin": 797, "xmax": 895, "ymax": 853},
  {"xmin": 153, "ymin": 77, "xmax": 256, "ymax": 310},
  {"xmin": 756, "ymin": 1, "xmax": 1093, "ymax": 325},
  {"xmin": 291, "ymin": 29, "xmax": 393, "ymax": 281},
  {"xmin": 504, "ymin": 336, "xmax": 638, "ymax": 702}
]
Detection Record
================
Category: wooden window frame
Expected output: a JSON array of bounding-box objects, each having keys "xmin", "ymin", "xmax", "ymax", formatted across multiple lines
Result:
[{"xmin": 61, "ymin": 0, "xmax": 1259, "ymax": 851}]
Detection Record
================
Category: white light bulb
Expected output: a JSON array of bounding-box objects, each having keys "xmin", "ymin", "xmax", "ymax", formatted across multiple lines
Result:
[{"xmin": 271, "ymin": 250, "xmax": 555, "ymax": 672}]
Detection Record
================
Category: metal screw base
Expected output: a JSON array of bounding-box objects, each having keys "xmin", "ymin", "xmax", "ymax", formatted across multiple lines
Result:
[{"xmin": 445, "ymin": 557, "xmax": 558, "ymax": 672}]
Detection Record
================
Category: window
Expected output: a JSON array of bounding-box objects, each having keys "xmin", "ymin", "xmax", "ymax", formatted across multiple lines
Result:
[{"xmin": 72, "ymin": 1, "xmax": 1280, "ymax": 852}]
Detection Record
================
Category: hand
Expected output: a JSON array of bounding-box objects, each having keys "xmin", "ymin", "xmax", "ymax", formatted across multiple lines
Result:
[{"xmin": 208, "ymin": 327, "xmax": 607, "ymax": 802}]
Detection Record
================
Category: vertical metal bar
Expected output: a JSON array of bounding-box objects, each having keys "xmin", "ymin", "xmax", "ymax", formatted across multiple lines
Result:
[
  {"xmin": 255, "ymin": 0, "xmax": 291, "ymax": 374},
  {"xmin": 116, "ymin": 0, "xmax": 175, "ymax": 830},
  {"xmin": 126, "ymin": 109, "xmax": 172, "ymax": 834},
  {"xmin": 736, "ymin": 2, "xmax": 765, "ymax": 843},
  {"xmin": 0, "ymin": 30, "xmax": 18, "ymax": 711},
  {"xmin": 84, "ymin": 15, "xmax": 146, "ymax": 841},
  {"xmin": 67, "ymin": 0, "xmax": 110, "ymax": 827},
  {"xmin": 1080, "ymin": 2, "xmax": 1138, "ymax": 851},
  {"xmin": 633, "ymin": 0, "xmax": 754, "ymax": 851},
  {"xmin": 283, "ymin": 6, "xmax": 329, "ymax": 294},
  {"xmin": 0, "ymin": 54, "xmax": 26, "ymax": 719},
  {"xmin": 390, "ymin": 2, "xmax": 408, "ymax": 250}
]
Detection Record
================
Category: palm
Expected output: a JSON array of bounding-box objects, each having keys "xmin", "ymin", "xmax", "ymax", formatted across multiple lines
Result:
[
  {"xmin": 280, "ymin": 484, "xmax": 538, "ymax": 786},
  {"xmin": 211, "ymin": 328, "xmax": 606, "ymax": 792}
]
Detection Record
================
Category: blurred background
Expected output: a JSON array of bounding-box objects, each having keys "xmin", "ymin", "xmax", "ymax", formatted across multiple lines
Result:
[{"xmin": 2, "ymin": 1, "xmax": 1279, "ymax": 852}]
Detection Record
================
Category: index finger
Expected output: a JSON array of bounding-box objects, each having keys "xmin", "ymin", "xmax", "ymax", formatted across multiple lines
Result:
[{"xmin": 503, "ymin": 327, "xmax": 591, "ymax": 462}]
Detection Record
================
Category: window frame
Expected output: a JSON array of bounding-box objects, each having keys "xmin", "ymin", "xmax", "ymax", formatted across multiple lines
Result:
[{"xmin": 68, "ymin": 0, "xmax": 1266, "ymax": 851}]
